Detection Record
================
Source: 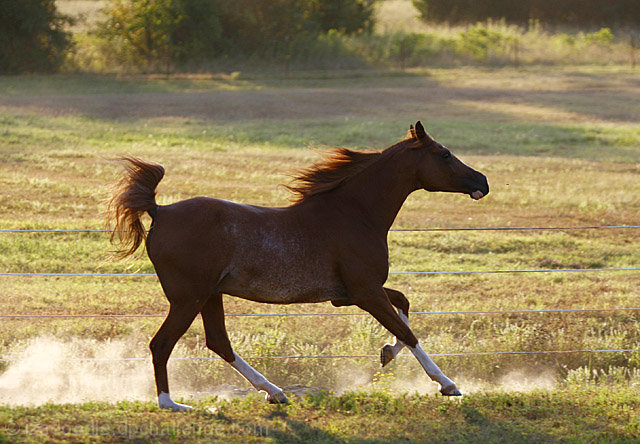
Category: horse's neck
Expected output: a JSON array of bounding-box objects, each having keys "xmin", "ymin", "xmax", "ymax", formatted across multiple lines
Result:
[{"xmin": 337, "ymin": 149, "xmax": 417, "ymax": 233}]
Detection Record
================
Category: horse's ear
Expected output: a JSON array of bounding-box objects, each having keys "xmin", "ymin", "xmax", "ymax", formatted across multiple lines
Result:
[
  {"xmin": 408, "ymin": 124, "xmax": 416, "ymax": 139},
  {"xmin": 414, "ymin": 121, "xmax": 427, "ymax": 139}
]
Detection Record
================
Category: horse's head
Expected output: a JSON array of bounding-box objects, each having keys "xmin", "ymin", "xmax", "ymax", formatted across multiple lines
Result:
[{"xmin": 409, "ymin": 121, "xmax": 489, "ymax": 200}]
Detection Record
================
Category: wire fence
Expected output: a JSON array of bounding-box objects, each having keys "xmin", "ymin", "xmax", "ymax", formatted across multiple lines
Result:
[
  {"xmin": 1, "ymin": 267, "xmax": 639, "ymax": 278},
  {"xmin": 1, "ymin": 348, "xmax": 638, "ymax": 363},
  {"xmin": 392, "ymin": 225, "xmax": 640, "ymax": 232},
  {"xmin": 2, "ymin": 225, "xmax": 638, "ymax": 277},
  {"xmin": 2, "ymin": 307, "xmax": 640, "ymax": 319},
  {"xmin": 1, "ymin": 225, "xmax": 638, "ymax": 363},
  {"xmin": 1, "ymin": 225, "xmax": 639, "ymax": 233}
]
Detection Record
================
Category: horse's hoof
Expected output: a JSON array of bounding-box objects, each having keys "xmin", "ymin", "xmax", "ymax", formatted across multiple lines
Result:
[
  {"xmin": 440, "ymin": 385, "xmax": 462, "ymax": 396},
  {"xmin": 172, "ymin": 403, "xmax": 194, "ymax": 412},
  {"xmin": 380, "ymin": 344, "xmax": 394, "ymax": 367},
  {"xmin": 266, "ymin": 391, "xmax": 289, "ymax": 404}
]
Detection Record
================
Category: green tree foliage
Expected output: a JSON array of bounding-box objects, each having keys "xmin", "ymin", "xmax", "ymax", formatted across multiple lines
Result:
[
  {"xmin": 412, "ymin": 0, "xmax": 640, "ymax": 26},
  {"xmin": 306, "ymin": 0, "xmax": 377, "ymax": 34},
  {"xmin": 101, "ymin": 0, "xmax": 377, "ymax": 65},
  {"xmin": 216, "ymin": 0, "xmax": 309, "ymax": 53},
  {"xmin": 458, "ymin": 24, "xmax": 509, "ymax": 60},
  {"xmin": 101, "ymin": 0, "xmax": 222, "ymax": 66},
  {"xmin": 0, "ymin": 0, "xmax": 72, "ymax": 73},
  {"xmin": 216, "ymin": 0, "xmax": 376, "ymax": 53}
]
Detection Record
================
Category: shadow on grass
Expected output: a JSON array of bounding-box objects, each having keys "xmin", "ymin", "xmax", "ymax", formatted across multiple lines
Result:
[
  {"xmin": 0, "ymin": 69, "xmax": 638, "ymax": 163},
  {"xmin": 265, "ymin": 412, "xmax": 558, "ymax": 444},
  {"xmin": 458, "ymin": 405, "xmax": 555, "ymax": 443},
  {"xmin": 269, "ymin": 419, "xmax": 346, "ymax": 444}
]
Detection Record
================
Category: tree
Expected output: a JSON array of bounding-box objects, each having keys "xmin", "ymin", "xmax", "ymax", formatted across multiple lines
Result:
[
  {"xmin": 101, "ymin": 0, "xmax": 222, "ymax": 67},
  {"xmin": 412, "ymin": 0, "xmax": 640, "ymax": 26},
  {"xmin": 100, "ymin": 0, "xmax": 378, "ymax": 66},
  {"xmin": 0, "ymin": 0, "xmax": 72, "ymax": 73},
  {"xmin": 305, "ymin": 0, "xmax": 377, "ymax": 34}
]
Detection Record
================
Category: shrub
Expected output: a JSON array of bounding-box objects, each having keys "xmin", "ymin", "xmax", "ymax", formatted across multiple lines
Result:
[
  {"xmin": 100, "ymin": 0, "xmax": 222, "ymax": 68},
  {"xmin": 0, "ymin": 0, "xmax": 73, "ymax": 73},
  {"xmin": 584, "ymin": 28, "xmax": 614, "ymax": 46},
  {"xmin": 211, "ymin": 0, "xmax": 377, "ymax": 54},
  {"xmin": 99, "ymin": 0, "xmax": 377, "ymax": 68},
  {"xmin": 214, "ymin": 0, "xmax": 309, "ymax": 54},
  {"xmin": 458, "ymin": 23, "xmax": 508, "ymax": 60}
]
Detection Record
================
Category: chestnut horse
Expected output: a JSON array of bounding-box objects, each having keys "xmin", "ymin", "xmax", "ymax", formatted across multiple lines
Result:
[{"xmin": 107, "ymin": 121, "xmax": 488, "ymax": 411}]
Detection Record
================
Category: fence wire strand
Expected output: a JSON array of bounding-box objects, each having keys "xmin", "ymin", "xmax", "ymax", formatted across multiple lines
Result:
[
  {"xmin": 2, "ymin": 307, "xmax": 640, "ymax": 319},
  {"xmin": 1, "ymin": 267, "xmax": 639, "ymax": 277},
  {"xmin": 1, "ymin": 348, "xmax": 638, "ymax": 363},
  {"xmin": 1, "ymin": 225, "xmax": 639, "ymax": 233}
]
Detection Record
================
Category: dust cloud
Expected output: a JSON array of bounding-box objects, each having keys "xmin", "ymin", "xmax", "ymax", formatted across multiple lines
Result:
[
  {"xmin": 0, "ymin": 337, "xmax": 558, "ymax": 406},
  {"xmin": 0, "ymin": 336, "xmax": 155, "ymax": 406},
  {"xmin": 335, "ymin": 366, "xmax": 557, "ymax": 396}
]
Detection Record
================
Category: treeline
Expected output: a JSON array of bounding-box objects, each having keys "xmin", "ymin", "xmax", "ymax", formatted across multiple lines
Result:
[
  {"xmin": 102, "ymin": 0, "xmax": 376, "ymax": 67},
  {"xmin": 0, "ymin": 0, "xmax": 375, "ymax": 73},
  {"xmin": 1, "ymin": 0, "xmax": 375, "ymax": 72},
  {"xmin": 2, "ymin": 0, "xmax": 637, "ymax": 73},
  {"xmin": 412, "ymin": 0, "xmax": 640, "ymax": 26}
]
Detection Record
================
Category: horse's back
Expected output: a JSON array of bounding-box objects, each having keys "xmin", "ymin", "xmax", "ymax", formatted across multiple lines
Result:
[{"xmin": 148, "ymin": 196, "xmax": 280, "ymax": 265}]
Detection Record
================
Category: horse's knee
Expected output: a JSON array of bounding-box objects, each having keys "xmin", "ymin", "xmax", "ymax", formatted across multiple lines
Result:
[
  {"xmin": 149, "ymin": 335, "xmax": 171, "ymax": 363},
  {"xmin": 149, "ymin": 336, "xmax": 160, "ymax": 354}
]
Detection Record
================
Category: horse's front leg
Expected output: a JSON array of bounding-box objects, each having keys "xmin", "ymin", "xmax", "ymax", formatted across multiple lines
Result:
[
  {"xmin": 353, "ymin": 286, "xmax": 461, "ymax": 396},
  {"xmin": 380, "ymin": 287, "xmax": 410, "ymax": 367}
]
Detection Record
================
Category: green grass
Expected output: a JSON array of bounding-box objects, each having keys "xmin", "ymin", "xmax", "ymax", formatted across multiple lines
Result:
[
  {"xmin": 0, "ymin": 66, "xmax": 639, "ymax": 440},
  {"xmin": 1, "ymin": 388, "xmax": 639, "ymax": 442}
]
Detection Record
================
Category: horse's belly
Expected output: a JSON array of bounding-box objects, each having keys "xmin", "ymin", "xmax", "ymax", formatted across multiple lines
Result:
[
  {"xmin": 216, "ymin": 213, "xmax": 344, "ymax": 303},
  {"xmin": 219, "ymin": 267, "xmax": 344, "ymax": 304}
]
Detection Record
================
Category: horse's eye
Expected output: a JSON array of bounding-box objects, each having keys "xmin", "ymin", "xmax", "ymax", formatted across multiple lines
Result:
[{"xmin": 442, "ymin": 150, "xmax": 451, "ymax": 159}]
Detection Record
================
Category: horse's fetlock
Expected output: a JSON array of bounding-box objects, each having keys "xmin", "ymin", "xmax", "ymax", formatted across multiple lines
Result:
[{"xmin": 403, "ymin": 332, "xmax": 418, "ymax": 348}]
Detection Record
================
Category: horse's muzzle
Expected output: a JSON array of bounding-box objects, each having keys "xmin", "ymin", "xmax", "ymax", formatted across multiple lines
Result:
[{"xmin": 468, "ymin": 173, "xmax": 489, "ymax": 200}]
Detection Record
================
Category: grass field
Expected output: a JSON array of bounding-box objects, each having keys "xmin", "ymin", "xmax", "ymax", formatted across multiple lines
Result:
[
  {"xmin": 0, "ymin": 64, "xmax": 639, "ymax": 441},
  {"xmin": 2, "ymin": 388, "xmax": 639, "ymax": 443}
]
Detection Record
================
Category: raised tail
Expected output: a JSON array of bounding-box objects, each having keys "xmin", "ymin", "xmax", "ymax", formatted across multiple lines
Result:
[{"xmin": 107, "ymin": 157, "xmax": 165, "ymax": 258}]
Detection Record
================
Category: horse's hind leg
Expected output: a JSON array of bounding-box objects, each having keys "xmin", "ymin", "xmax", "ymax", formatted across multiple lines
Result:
[
  {"xmin": 380, "ymin": 287, "xmax": 410, "ymax": 367},
  {"xmin": 201, "ymin": 293, "xmax": 289, "ymax": 404},
  {"xmin": 150, "ymin": 300, "xmax": 202, "ymax": 411}
]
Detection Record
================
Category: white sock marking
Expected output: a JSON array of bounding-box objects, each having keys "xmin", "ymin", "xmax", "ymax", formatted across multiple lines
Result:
[
  {"xmin": 158, "ymin": 392, "xmax": 192, "ymax": 412},
  {"xmin": 229, "ymin": 352, "xmax": 286, "ymax": 400},
  {"xmin": 408, "ymin": 343, "xmax": 456, "ymax": 390}
]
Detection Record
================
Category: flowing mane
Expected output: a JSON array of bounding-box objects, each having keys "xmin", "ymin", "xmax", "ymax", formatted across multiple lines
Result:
[
  {"xmin": 286, "ymin": 138, "xmax": 415, "ymax": 203},
  {"xmin": 286, "ymin": 147, "xmax": 380, "ymax": 202}
]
